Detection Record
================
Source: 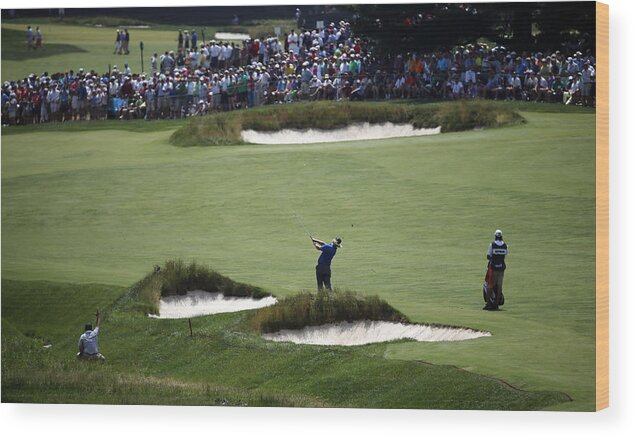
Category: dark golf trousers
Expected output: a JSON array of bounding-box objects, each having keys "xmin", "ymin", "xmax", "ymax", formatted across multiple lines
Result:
[{"xmin": 316, "ymin": 264, "xmax": 332, "ymax": 290}]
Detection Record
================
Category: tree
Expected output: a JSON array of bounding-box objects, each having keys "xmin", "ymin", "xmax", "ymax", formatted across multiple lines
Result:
[{"xmin": 348, "ymin": 2, "xmax": 596, "ymax": 54}]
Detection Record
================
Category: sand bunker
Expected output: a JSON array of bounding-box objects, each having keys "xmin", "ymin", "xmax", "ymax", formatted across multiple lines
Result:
[
  {"xmin": 262, "ymin": 320, "xmax": 490, "ymax": 345},
  {"xmin": 241, "ymin": 122, "xmax": 441, "ymax": 145},
  {"xmin": 149, "ymin": 290, "xmax": 277, "ymax": 319},
  {"xmin": 215, "ymin": 32, "xmax": 251, "ymax": 41}
]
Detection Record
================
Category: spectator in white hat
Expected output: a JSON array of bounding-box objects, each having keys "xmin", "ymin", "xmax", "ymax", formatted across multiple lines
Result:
[{"xmin": 580, "ymin": 61, "xmax": 595, "ymax": 107}]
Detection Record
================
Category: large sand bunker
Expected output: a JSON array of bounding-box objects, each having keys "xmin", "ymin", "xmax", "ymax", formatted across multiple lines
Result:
[
  {"xmin": 215, "ymin": 32, "xmax": 250, "ymax": 41},
  {"xmin": 149, "ymin": 290, "xmax": 277, "ymax": 319},
  {"xmin": 262, "ymin": 320, "xmax": 490, "ymax": 345},
  {"xmin": 241, "ymin": 122, "xmax": 441, "ymax": 145}
]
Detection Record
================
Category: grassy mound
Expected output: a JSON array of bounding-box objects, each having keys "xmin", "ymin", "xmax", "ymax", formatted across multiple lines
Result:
[
  {"xmin": 134, "ymin": 260, "xmax": 272, "ymax": 315},
  {"xmin": 249, "ymin": 290, "xmax": 409, "ymax": 333},
  {"xmin": 1, "ymin": 279, "xmax": 572, "ymax": 410},
  {"xmin": 1, "ymin": 316, "xmax": 313, "ymax": 407},
  {"xmin": 170, "ymin": 100, "xmax": 524, "ymax": 147}
]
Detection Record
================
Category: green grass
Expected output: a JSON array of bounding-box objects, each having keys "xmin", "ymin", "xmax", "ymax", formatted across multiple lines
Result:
[
  {"xmin": 1, "ymin": 279, "xmax": 570, "ymax": 409},
  {"xmin": 133, "ymin": 260, "xmax": 272, "ymax": 314},
  {"xmin": 1, "ymin": 18, "xmax": 294, "ymax": 81},
  {"xmin": 170, "ymin": 100, "xmax": 525, "ymax": 147},
  {"xmin": 0, "ymin": 117, "xmax": 188, "ymax": 136},
  {"xmin": 2, "ymin": 20, "xmax": 178, "ymax": 80},
  {"xmin": 1, "ymin": 279, "xmax": 127, "ymax": 344},
  {"xmin": 1, "ymin": 101, "xmax": 596, "ymax": 410},
  {"xmin": 0, "ymin": 318, "xmax": 321, "ymax": 407},
  {"xmin": 249, "ymin": 290, "xmax": 409, "ymax": 333},
  {"xmin": 1, "ymin": 27, "xmax": 88, "ymax": 63}
]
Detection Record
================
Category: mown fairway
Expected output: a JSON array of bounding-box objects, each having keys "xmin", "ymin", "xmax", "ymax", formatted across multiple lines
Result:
[
  {"xmin": 1, "ymin": 103, "xmax": 596, "ymax": 410},
  {"xmin": 2, "ymin": 20, "xmax": 188, "ymax": 81},
  {"xmin": 1, "ymin": 18, "xmax": 294, "ymax": 81}
]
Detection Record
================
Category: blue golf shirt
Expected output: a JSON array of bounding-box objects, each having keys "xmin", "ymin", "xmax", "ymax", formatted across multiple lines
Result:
[{"xmin": 317, "ymin": 244, "xmax": 338, "ymax": 266}]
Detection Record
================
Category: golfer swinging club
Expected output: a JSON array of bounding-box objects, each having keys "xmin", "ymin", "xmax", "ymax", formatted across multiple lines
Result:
[{"xmin": 311, "ymin": 236, "xmax": 342, "ymax": 290}]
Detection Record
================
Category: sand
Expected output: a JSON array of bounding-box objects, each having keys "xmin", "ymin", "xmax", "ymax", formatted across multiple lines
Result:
[
  {"xmin": 262, "ymin": 320, "xmax": 490, "ymax": 345},
  {"xmin": 214, "ymin": 32, "xmax": 251, "ymax": 41},
  {"xmin": 241, "ymin": 122, "xmax": 441, "ymax": 145},
  {"xmin": 147, "ymin": 291, "xmax": 489, "ymax": 345},
  {"xmin": 148, "ymin": 290, "xmax": 277, "ymax": 319}
]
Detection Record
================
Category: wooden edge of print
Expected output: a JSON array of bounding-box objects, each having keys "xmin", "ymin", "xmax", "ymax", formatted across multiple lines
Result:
[{"xmin": 595, "ymin": 1, "xmax": 609, "ymax": 412}]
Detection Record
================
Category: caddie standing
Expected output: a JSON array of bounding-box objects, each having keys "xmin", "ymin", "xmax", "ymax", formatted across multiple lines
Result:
[{"xmin": 484, "ymin": 229, "xmax": 508, "ymax": 311}]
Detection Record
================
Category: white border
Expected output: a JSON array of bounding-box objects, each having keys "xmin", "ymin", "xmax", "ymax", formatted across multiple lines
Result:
[{"xmin": 1, "ymin": 1, "xmax": 632, "ymax": 436}]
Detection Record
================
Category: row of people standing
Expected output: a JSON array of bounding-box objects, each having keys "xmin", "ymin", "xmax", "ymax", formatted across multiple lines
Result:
[
  {"xmin": 113, "ymin": 29, "xmax": 130, "ymax": 55},
  {"xmin": 152, "ymin": 41, "xmax": 243, "ymax": 77},
  {"xmin": 3, "ymin": 73, "xmax": 108, "ymax": 125},
  {"xmin": 26, "ymin": 25, "xmax": 43, "ymax": 50},
  {"xmin": 177, "ymin": 30, "xmax": 198, "ymax": 52}
]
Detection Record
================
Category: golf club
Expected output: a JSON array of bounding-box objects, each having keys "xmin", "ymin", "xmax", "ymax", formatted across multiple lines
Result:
[{"xmin": 291, "ymin": 209, "xmax": 313, "ymax": 241}]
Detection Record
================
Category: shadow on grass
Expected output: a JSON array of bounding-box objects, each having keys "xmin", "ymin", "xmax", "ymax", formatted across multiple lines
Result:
[{"xmin": 1, "ymin": 28, "xmax": 87, "ymax": 62}]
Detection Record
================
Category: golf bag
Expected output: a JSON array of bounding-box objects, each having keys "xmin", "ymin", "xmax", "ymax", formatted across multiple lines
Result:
[{"xmin": 482, "ymin": 264, "xmax": 504, "ymax": 306}]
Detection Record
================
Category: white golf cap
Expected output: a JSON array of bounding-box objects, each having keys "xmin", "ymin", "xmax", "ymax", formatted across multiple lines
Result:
[{"xmin": 494, "ymin": 229, "xmax": 503, "ymax": 237}]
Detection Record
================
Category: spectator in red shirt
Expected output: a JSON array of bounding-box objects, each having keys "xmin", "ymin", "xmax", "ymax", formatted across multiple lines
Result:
[{"xmin": 404, "ymin": 72, "xmax": 417, "ymax": 98}]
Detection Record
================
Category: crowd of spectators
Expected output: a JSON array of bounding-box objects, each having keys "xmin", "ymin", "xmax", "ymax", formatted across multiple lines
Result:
[{"xmin": 2, "ymin": 20, "xmax": 596, "ymax": 126}]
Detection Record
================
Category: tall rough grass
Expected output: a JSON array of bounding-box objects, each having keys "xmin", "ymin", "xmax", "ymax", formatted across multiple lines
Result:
[
  {"xmin": 170, "ymin": 101, "xmax": 524, "ymax": 147},
  {"xmin": 1, "ymin": 324, "xmax": 321, "ymax": 407},
  {"xmin": 56, "ymin": 16, "xmax": 152, "ymax": 27},
  {"xmin": 427, "ymin": 100, "xmax": 522, "ymax": 131},
  {"xmin": 134, "ymin": 260, "xmax": 271, "ymax": 315},
  {"xmin": 249, "ymin": 290, "xmax": 409, "ymax": 333}
]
